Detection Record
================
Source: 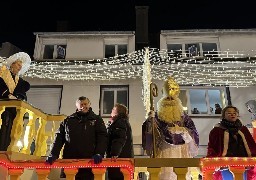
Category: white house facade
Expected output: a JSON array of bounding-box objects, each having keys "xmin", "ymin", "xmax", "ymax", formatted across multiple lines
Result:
[{"xmin": 23, "ymin": 29, "xmax": 256, "ymax": 156}]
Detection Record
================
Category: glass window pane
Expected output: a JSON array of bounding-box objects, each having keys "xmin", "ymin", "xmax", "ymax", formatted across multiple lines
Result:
[
  {"xmin": 202, "ymin": 43, "xmax": 218, "ymax": 57},
  {"xmin": 179, "ymin": 90, "xmax": 188, "ymax": 113},
  {"xmin": 105, "ymin": 45, "xmax": 115, "ymax": 58},
  {"xmin": 118, "ymin": 45, "xmax": 127, "ymax": 55},
  {"xmin": 208, "ymin": 90, "xmax": 222, "ymax": 114},
  {"xmin": 190, "ymin": 89, "xmax": 207, "ymax": 114},
  {"xmin": 103, "ymin": 91, "xmax": 114, "ymax": 114},
  {"xmin": 117, "ymin": 90, "xmax": 127, "ymax": 106},
  {"xmin": 100, "ymin": 85, "xmax": 129, "ymax": 117},
  {"xmin": 167, "ymin": 44, "xmax": 182, "ymax": 58},
  {"xmin": 43, "ymin": 45, "xmax": 54, "ymax": 59}
]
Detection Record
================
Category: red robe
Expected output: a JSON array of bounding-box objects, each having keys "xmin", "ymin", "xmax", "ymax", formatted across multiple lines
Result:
[
  {"xmin": 207, "ymin": 124, "xmax": 256, "ymax": 180},
  {"xmin": 207, "ymin": 125, "xmax": 256, "ymax": 157}
]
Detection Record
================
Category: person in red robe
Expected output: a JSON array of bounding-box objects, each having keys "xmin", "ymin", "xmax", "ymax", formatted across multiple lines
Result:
[{"xmin": 207, "ymin": 105, "xmax": 256, "ymax": 180}]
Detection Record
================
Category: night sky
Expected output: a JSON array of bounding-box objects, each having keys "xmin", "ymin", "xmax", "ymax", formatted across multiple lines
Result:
[{"xmin": 1, "ymin": 0, "xmax": 255, "ymax": 57}]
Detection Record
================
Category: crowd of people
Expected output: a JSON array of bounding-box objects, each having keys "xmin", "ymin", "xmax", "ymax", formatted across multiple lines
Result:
[
  {"xmin": 1, "ymin": 52, "xmax": 256, "ymax": 179},
  {"xmin": 0, "ymin": 51, "xmax": 135, "ymax": 179}
]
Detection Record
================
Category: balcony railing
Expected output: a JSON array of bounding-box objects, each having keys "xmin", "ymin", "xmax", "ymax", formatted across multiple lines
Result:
[
  {"xmin": 0, "ymin": 152, "xmax": 134, "ymax": 180},
  {"xmin": 1, "ymin": 151, "xmax": 256, "ymax": 180},
  {"xmin": 0, "ymin": 99, "xmax": 66, "ymax": 156}
]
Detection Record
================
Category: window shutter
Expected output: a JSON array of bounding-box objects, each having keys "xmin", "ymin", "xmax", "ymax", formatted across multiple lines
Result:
[{"xmin": 26, "ymin": 86, "xmax": 62, "ymax": 114}]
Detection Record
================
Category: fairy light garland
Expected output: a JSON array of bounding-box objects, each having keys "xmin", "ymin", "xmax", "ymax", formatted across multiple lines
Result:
[
  {"xmin": 201, "ymin": 157, "xmax": 256, "ymax": 178},
  {"xmin": 0, "ymin": 159, "xmax": 134, "ymax": 180},
  {"xmin": 2, "ymin": 157, "xmax": 256, "ymax": 180},
  {"xmin": 1, "ymin": 48, "xmax": 256, "ymax": 87},
  {"xmin": 142, "ymin": 47, "xmax": 151, "ymax": 118}
]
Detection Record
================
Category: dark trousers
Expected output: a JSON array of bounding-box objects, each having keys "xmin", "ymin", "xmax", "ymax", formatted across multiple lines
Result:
[
  {"xmin": 0, "ymin": 107, "xmax": 17, "ymax": 151},
  {"xmin": 107, "ymin": 167, "xmax": 124, "ymax": 180},
  {"xmin": 61, "ymin": 168, "xmax": 94, "ymax": 180}
]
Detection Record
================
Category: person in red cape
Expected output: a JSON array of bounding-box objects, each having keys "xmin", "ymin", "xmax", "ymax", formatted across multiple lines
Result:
[{"xmin": 207, "ymin": 105, "xmax": 256, "ymax": 180}]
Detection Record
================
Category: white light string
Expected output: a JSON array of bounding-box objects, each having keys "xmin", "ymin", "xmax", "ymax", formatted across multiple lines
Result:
[{"xmin": 1, "ymin": 48, "xmax": 256, "ymax": 87}]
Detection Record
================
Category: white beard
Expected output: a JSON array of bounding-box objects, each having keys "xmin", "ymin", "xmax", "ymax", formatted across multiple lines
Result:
[{"xmin": 157, "ymin": 97, "xmax": 183, "ymax": 123}]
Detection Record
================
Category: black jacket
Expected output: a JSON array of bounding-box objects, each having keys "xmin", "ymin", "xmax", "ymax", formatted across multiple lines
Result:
[
  {"xmin": 0, "ymin": 75, "xmax": 30, "ymax": 101},
  {"xmin": 49, "ymin": 108, "xmax": 108, "ymax": 159},
  {"xmin": 106, "ymin": 116, "xmax": 134, "ymax": 158}
]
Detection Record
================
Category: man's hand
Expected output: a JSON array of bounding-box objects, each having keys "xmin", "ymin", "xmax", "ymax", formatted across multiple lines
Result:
[
  {"xmin": 92, "ymin": 154, "xmax": 102, "ymax": 164},
  {"xmin": 45, "ymin": 156, "xmax": 57, "ymax": 165}
]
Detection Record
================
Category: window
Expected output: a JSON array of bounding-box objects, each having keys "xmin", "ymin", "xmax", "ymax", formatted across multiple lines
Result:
[
  {"xmin": 100, "ymin": 85, "xmax": 129, "ymax": 117},
  {"xmin": 167, "ymin": 42, "xmax": 218, "ymax": 58},
  {"xmin": 105, "ymin": 44, "xmax": 127, "ymax": 58},
  {"xmin": 43, "ymin": 45, "xmax": 66, "ymax": 59},
  {"xmin": 179, "ymin": 87, "xmax": 226, "ymax": 116},
  {"xmin": 202, "ymin": 43, "xmax": 218, "ymax": 57},
  {"xmin": 167, "ymin": 44, "xmax": 182, "ymax": 57}
]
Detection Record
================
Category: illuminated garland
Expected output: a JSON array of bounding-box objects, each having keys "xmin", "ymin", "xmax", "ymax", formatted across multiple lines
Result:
[
  {"xmin": 201, "ymin": 157, "xmax": 256, "ymax": 179},
  {"xmin": 1, "ymin": 48, "xmax": 256, "ymax": 87},
  {"xmin": 0, "ymin": 159, "xmax": 134, "ymax": 180},
  {"xmin": 142, "ymin": 47, "xmax": 151, "ymax": 118}
]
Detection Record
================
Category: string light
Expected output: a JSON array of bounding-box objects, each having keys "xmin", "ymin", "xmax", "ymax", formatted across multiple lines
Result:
[
  {"xmin": 142, "ymin": 47, "xmax": 151, "ymax": 118},
  {"xmin": 201, "ymin": 157, "xmax": 256, "ymax": 178},
  {"xmin": 1, "ymin": 48, "xmax": 256, "ymax": 87},
  {"xmin": 0, "ymin": 159, "xmax": 134, "ymax": 179}
]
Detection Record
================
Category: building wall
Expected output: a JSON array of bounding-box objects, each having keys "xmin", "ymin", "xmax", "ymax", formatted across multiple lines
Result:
[
  {"xmin": 66, "ymin": 37, "xmax": 104, "ymax": 59},
  {"xmin": 34, "ymin": 33, "xmax": 135, "ymax": 60},
  {"xmin": 28, "ymin": 30, "xmax": 256, "ymax": 146},
  {"xmin": 219, "ymin": 35, "xmax": 256, "ymax": 55},
  {"xmin": 25, "ymin": 77, "xmax": 146, "ymax": 145},
  {"xmin": 160, "ymin": 30, "xmax": 256, "ymax": 56},
  {"xmin": 24, "ymin": 77, "xmax": 256, "ymax": 146}
]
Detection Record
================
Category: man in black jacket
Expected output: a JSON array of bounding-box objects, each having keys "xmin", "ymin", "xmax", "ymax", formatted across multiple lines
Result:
[{"xmin": 46, "ymin": 96, "xmax": 108, "ymax": 180}]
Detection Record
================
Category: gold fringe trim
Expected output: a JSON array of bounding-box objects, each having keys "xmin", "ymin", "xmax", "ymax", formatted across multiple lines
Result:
[
  {"xmin": 222, "ymin": 130, "xmax": 229, "ymax": 156},
  {"xmin": 0, "ymin": 65, "xmax": 18, "ymax": 94},
  {"xmin": 238, "ymin": 130, "xmax": 252, "ymax": 157}
]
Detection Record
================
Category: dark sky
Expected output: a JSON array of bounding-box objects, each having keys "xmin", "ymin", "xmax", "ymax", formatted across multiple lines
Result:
[{"xmin": 1, "ymin": 0, "xmax": 255, "ymax": 57}]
